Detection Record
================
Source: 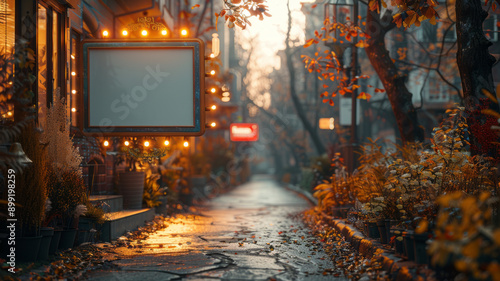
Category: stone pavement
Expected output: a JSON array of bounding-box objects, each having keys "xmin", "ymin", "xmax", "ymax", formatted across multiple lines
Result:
[{"xmin": 83, "ymin": 175, "xmax": 349, "ymax": 280}]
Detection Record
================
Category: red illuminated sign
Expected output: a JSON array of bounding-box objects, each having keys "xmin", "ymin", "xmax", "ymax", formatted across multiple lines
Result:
[{"xmin": 230, "ymin": 123, "xmax": 259, "ymax": 142}]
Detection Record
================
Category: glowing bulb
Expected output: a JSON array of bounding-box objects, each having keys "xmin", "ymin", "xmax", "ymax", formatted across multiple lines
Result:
[
  {"xmin": 222, "ymin": 91, "xmax": 230, "ymax": 97},
  {"xmin": 71, "ymin": 71, "xmax": 76, "ymax": 76},
  {"xmin": 211, "ymin": 105, "xmax": 217, "ymax": 110},
  {"xmin": 210, "ymin": 53, "xmax": 215, "ymax": 58},
  {"xmin": 183, "ymin": 140, "xmax": 189, "ymax": 147},
  {"xmin": 124, "ymin": 140, "xmax": 130, "ymax": 146},
  {"xmin": 210, "ymin": 122, "xmax": 216, "ymax": 128},
  {"xmin": 161, "ymin": 30, "xmax": 168, "ymax": 36},
  {"xmin": 7, "ymin": 112, "xmax": 12, "ymax": 116},
  {"xmin": 164, "ymin": 140, "xmax": 170, "ymax": 146},
  {"xmin": 102, "ymin": 30, "xmax": 109, "ymax": 37},
  {"xmin": 221, "ymin": 96, "xmax": 230, "ymax": 102},
  {"xmin": 141, "ymin": 30, "xmax": 148, "ymax": 36},
  {"xmin": 71, "ymin": 54, "xmax": 75, "ymax": 59},
  {"xmin": 210, "ymin": 70, "xmax": 216, "ymax": 75},
  {"xmin": 210, "ymin": 87, "xmax": 216, "ymax": 93},
  {"xmin": 122, "ymin": 30, "xmax": 128, "ymax": 36},
  {"xmin": 71, "ymin": 108, "xmax": 76, "ymax": 112},
  {"xmin": 72, "ymin": 90, "xmax": 76, "ymax": 94},
  {"xmin": 181, "ymin": 29, "xmax": 188, "ymax": 36},
  {"xmin": 104, "ymin": 140, "xmax": 109, "ymax": 147},
  {"xmin": 144, "ymin": 141, "xmax": 150, "ymax": 147}
]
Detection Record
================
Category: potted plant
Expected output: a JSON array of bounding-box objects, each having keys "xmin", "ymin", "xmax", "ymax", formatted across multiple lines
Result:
[
  {"xmin": 115, "ymin": 139, "xmax": 168, "ymax": 209},
  {"xmin": 78, "ymin": 202, "xmax": 108, "ymax": 244},
  {"xmin": 14, "ymin": 122, "xmax": 49, "ymax": 262}
]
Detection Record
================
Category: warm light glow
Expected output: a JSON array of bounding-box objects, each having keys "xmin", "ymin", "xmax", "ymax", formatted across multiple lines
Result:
[
  {"xmin": 183, "ymin": 140, "xmax": 189, "ymax": 147},
  {"xmin": 72, "ymin": 90, "xmax": 76, "ymax": 94},
  {"xmin": 181, "ymin": 29, "xmax": 188, "ymax": 36},
  {"xmin": 124, "ymin": 140, "xmax": 130, "ymax": 146},
  {"xmin": 104, "ymin": 140, "xmax": 109, "ymax": 147},
  {"xmin": 71, "ymin": 71, "xmax": 76, "ymax": 76},
  {"xmin": 164, "ymin": 140, "xmax": 170, "ymax": 146},
  {"xmin": 221, "ymin": 96, "xmax": 231, "ymax": 102},
  {"xmin": 211, "ymin": 105, "xmax": 217, "ymax": 110},
  {"xmin": 210, "ymin": 87, "xmax": 216, "ymax": 93},
  {"xmin": 102, "ymin": 30, "xmax": 109, "ymax": 37},
  {"xmin": 71, "ymin": 54, "xmax": 75, "ymax": 59},
  {"xmin": 144, "ymin": 141, "xmax": 150, "ymax": 147},
  {"xmin": 209, "ymin": 53, "xmax": 215, "ymax": 58},
  {"xmin": 71, "ymin": 108, "xmax": 76, "ymax": 112},
  {"xmin": 222, "ymin": 91, "xmax": 230, "ymax": 97},
  {"xmin": 141, "ymin": 30, "xmax": 148, "ymax": 36},
  {"xmin": 161, "ymin": 30, "xmax": 168, "ymax": 36},
  {"xmin": 7, "ymin": 112, "xmax": 12, "ymax": 116},
  {"xmin": 212, "ymin": 33, "xmax": 220, "ymax": 57},
  {"xmin": 122, "ymin": 30, "xmax": 128, "ymax": 36},
  {"xmin": 210, "ymin": 122, "xmax": 216, "ymax": 128},
  {"xmin": 210, "ymin": 70, "xmax": 216, "ymax": 75}
]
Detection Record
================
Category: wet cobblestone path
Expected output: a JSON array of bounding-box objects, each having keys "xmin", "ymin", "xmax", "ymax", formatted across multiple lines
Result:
[{"xmin": 83, "ymin": 175, "xmax": 347, "ymax": 280}]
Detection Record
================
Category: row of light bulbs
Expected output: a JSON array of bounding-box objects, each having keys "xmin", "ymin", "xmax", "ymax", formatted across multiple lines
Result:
[
  {"xmin": 102, "ymin": 28, "xmax": 190, "ymax": 38},
  {"xmin": 103, "ymin": 138, "xmax": 190, "ymax": 148}
]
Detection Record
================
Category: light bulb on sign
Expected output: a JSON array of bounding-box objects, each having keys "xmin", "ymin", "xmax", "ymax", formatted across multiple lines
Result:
[
  {"xmin": 124, "ymin": 140, "xmax": 130, "ymax": 146},
  {"xmin": 144, "ymin": 141, "xmax": 150, "ymax": 147},
  {"xmin": 181, "ymin": 29, "xmax": 188, "ymax": 37},
  {"xmin": 104, "ymin": 140, "xmax": 109, "ymax": 147},
  {"xmin": 161, "ymin": 30, "xmax": 168, "ymax": 36},
  {"xmin": 164, "ymin": 140, "xmax": 170, "ymax": 146},
  {"xmin": 122, "ymin": 30, "xmax": 128, "ymax": 36},
  {"xmin": 212, "ymin": 33, "xmax": 220, "ymax": 57},
  {"xmin": 102, "ymin": 30, "xmax": 109, "ymax": 37},
  {"xmin": 183, "ymin": 140, "xmax": 189, "ymax": 147},
  {"xmin": 141, "ymin": 30, "xmax": 148, "ymax": 36}
]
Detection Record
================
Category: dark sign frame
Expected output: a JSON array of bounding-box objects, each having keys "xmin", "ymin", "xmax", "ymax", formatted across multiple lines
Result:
[{"xmin": 81, "ymin": 39, "xmax": 205, "ymax": 136}]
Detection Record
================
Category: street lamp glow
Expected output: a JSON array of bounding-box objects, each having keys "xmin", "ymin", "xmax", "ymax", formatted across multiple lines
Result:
[
  {"xmin": 122, "ymin": 30, "xmax": 128, "ymax": 36},
  {"xmin": 141, "ymin": 30, "xmax": 148, "ymax": 36},
  {"xmin": 124, "ymin": 140, "xmax": 130, "ymax": 146},
  {"xmin": 161, "ymin": 29, "xmax": 168, "ymax": 36},
  {"xmin": 103, "ymin": 140, "xmax": 109, "ymax": 147},
  {"xmin": 144, "ymin": 141, "xmax": 150, "ymax": 147}
]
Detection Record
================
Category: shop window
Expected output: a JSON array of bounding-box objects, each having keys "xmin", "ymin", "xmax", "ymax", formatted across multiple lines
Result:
[
  {"xmin": 484, "ymin": 14, "xmax": 498, "ymax": 42},
  {"xmin": 0, "ymin": 0, "xmax": 15, "ymax": 123},
  {"xmin": 37, "ymin": 2, "xmax": 64, "ymax": 127}
]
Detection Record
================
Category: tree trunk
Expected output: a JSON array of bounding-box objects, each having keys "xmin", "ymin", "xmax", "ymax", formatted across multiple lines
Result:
[
  {"xmin": 456, "ymin": 0, "xmax": 500, "ymax": 160},
  {"xmin": 286, "ymin": 1, "xmax": 326, "ymax": 155},
  {"xmin": 364, "ymin": 9, "xmax": 425, "ymax": 144}
]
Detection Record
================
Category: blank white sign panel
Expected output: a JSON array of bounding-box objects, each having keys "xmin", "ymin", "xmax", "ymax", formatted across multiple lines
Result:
[{"xmin": 87, "ymin": 48, "xmax": 194, "ymax": 127}]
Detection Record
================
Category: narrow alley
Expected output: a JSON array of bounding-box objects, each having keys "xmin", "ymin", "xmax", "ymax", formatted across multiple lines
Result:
[{"xmin": 83, "ymin": 175, "xmax": 345, "ymax": 281}]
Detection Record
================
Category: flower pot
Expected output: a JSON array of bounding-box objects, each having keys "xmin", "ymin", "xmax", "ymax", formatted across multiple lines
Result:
[
  {"xmin": 403, "ymin": 231, "xmax": 415, "ymax": 261},
  {"xmin": 49, "ymin": 229, "xmax": 62, "ymax": 254},
  {"xmin": 17, "ymin": 236, "xmax": 42, "ymax": 263},
  {"xmin": 377, "ymin": 220, "xmax": 388, "ymax": 244},
  {"xmin": 413, "ymin": 232, "xmax": 430, "ymax": 265},
  {"xmin": 119, "ymin": 171, "xmax": 145, "ymax": 209},
  {"xmin": 37, "ymin": 227, "xmax": 54, "ymax": 261},
  {"xmin": 58, "ymin": 228, "xmax": 77, "ymax": 250}
]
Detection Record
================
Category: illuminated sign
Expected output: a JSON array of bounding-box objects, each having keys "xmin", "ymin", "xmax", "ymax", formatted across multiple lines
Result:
[
  {"xmin": 319, "ymin": 117, "xmax": 335, "ymax": 130},
  {"xmin": 81, "ymin": 39, "xmax": 205, "ymax": 136},
  {"xmin": 230, "ymin": 123, "xmax": 259, "ymax": 142}
]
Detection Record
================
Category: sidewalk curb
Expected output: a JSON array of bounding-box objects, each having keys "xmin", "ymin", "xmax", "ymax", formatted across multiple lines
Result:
[
  {"xmin": 320, "ymin": 212, "xmax": 416, "ymax": 281},
  {"xmin": 282, "ymin": 183, "xmax": 415, "ymax": 280}
]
